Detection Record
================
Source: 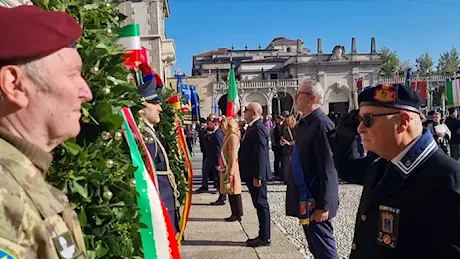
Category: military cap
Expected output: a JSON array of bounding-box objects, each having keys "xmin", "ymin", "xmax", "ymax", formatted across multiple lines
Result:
[
  {"xmin": 0, "ymin": 5, "xmax": 82, "ymax": 62},
  {"xmin": 358, "ymin": 83, "xmax": 422, "ymax": 113},
  {"xmin": 138, "ymin": 76, "xmax": 161, "ymax": 103}
]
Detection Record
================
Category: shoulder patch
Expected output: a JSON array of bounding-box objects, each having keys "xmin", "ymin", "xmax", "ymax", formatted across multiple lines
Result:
[{"xmin": 0, "ymin": 247, "xmax": 18, "ymax": 259}]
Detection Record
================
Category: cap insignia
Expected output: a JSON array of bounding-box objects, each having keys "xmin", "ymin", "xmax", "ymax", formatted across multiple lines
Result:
[{"xmin": 373, "ymin": 83, "xmax": 396, "ymax": 103}]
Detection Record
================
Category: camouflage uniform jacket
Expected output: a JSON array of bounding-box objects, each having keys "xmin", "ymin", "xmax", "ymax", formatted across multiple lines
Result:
[{"xmin": 0, "ymin": 129, "xmax": 86, "ymax": 259}]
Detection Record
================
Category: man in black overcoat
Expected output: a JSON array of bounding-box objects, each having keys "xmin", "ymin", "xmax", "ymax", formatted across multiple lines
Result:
[
  {"xmin": 335, "ymin": 83, "xmax": 460, "ymax": 258},
  {"xmin": 239, "ymin": 102, "xmax": 273, "ymax": 247}
]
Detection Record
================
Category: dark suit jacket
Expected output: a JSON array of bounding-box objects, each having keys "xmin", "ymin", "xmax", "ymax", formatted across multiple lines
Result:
[
  {"xmin": 272, "ymin": 123, "xmax": 283, "ymax": 151},
  {"xmin": 294, "ymin": 108, "xmax": 339, "ymax": 218},
  {"xmin": 239, "ymin": 119, "xmax": 273, "ymax": 182},
  {"xmin": 204, "ymin": 128, "xmax": 223, "ymax": 168}
]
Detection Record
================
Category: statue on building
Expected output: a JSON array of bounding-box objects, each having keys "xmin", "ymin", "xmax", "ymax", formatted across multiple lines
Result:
[{"xmin": 329, "ymin": 45, "xmax": 348, "ymax": 61}]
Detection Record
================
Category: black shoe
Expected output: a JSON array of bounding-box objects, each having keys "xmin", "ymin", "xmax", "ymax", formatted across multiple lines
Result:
[
  {"xmin": 210, "ymin": 200, "xmax": 225, "ymax": 205},
  {"xmin": 246, "ymin": 238, "xmax": 271, "ymax": 247},
  {"xmin": 224, "ymin": 216, "xmax": 241, "ymax": 222},
  {"xmin": 195, "ymin": 187, "xmax": 208, "ymax": 193},
  {"xmin": 245, "ymin": 236, "xmax": 259, "ymax": 243}
]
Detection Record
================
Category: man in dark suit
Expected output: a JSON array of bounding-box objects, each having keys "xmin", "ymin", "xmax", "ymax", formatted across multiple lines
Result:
[
  {"xmin": 335, "ymin": 83, "xmax": 460, "ymax": 258},
  {"xmin": 196, "ymin": 118, "xmax": 225, "ymax": 205},
  {"xmin": 272, "ymin": 115, "xmax": 284, "ymax": 180},
  {"xmin": 290, "ymin": 79, "xmax": 339, "ymax": 258},
  {"xmin": 239, "ymin": 102, "xmax": 273, "ymax": 247}
]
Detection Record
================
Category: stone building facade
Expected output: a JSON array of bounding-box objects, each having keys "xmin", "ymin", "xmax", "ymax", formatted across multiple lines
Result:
[{"xmin": 176, "ymin": 37, "xmax": 384, "ymax": 117}]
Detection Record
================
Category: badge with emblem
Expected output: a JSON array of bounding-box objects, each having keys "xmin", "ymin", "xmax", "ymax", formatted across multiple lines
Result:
[
  {"xmin": 52, "ymin": 232, "xmax": 82, "ymax": 259},
  {"xmin": 404, "ymin": 160, "xmax": 412, "ymax": 167},
  {"xmin": 0, "ymin": 247, "xmax": 18, "ymax": 259},
  {"xmin": 377, "ymin": 205, "xmax": 400, "ymax": 249},
  {"xmin": 373, "ymin": 83, "xmax": 396, "ymax": 103}
]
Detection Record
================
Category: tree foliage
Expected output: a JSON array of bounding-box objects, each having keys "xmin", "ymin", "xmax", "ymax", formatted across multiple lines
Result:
[
  {"xmin": 156, "ymin": 88, "xmax": 187, "ymax": 206},
  {"xmin": 379, "ymin": 47, "xmax": 400, "ymax": 76},
  {"xmin": 31, "ymin": 0, "xmax": 186, "ymax": 258},
  {"xmin": 398, "ymin": 60, "xmax": 415, "ymax": 74},
  {"xmin": 416, "ymin": 51, "xmax": 434, "ymax": 74},
  {"xmin": 438, "ymin": 46, "xmax": 460, "ymax": 75}
]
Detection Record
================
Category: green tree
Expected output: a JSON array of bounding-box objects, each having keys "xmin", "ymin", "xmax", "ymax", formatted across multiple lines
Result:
[
  {"xmin": 398, "ymin": 60, "xmax": 415, "ymax": 74},
  {"xmin": 31, "ymin": 0, "xmax": 186, "ymax": 258},
  {"xmin": 379, "ymin": 47, "xmax": 400, "ymax": 76},
  {"xmin": 415, "ymin": 51, "xmax": 434, "ymax": 74},
  {"xmin": 438, "ymin": 47, "xmax": 460, "ymax": 75}
]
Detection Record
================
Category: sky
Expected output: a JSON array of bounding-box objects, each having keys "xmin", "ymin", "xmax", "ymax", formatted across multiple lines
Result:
[{"xmin": 165, "ymin": 0, "xmax": 460, "ymax": 75}]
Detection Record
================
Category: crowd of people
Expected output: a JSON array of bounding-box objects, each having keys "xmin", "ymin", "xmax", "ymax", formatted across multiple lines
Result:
[{"xmin": 189, "ymin": 78, "xmax": 460, "ymax": 258}]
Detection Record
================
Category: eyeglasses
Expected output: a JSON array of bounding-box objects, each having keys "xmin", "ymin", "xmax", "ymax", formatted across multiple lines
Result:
[
  {"xmin": 297, "ymin": 91, "xmax": 312, "ymax": 96},
  {"xmin": 358, "ymin": 112, "xmax": 400, "ymax": 128},
  {"xmin": 244, "ymin": 108, "xmax": 254, "ymax": 113}
]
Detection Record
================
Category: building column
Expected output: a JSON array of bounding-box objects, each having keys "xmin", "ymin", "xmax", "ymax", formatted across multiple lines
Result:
[{"xmin": 267, "ymin": 104, "xmax": 273, "ymax": 116}]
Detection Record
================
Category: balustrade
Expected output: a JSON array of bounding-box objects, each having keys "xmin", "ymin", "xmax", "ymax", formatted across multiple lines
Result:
[{"xmin": 213, "ymin": 75, "xmax": 455, "ymax": 91}]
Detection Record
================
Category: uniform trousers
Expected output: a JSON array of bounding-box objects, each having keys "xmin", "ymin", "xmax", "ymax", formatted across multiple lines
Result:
[
  {"xmin": 302, "ymin": 219, "xmax": 338, "ymax": 259},
  {"xmin": 158, "ymin": 175, "xmax": 178, "ymax": 233}
]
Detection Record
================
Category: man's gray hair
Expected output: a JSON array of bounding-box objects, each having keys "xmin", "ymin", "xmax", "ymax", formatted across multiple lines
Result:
[
  {"xmin": 19, "ymin": 59, "xmax": 49, "ymax": 91},
  {"xmin": 300, "ymin": 78, "xmax": 325, "ymax": 105}
]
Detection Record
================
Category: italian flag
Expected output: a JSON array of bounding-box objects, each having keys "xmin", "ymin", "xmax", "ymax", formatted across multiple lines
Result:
[
  {"xmin": 118, "ymin": 24, "xmax": 142, "ymax": 68},
  {"xmin": 446, "ymin": 78, "xmax": 460, "ymax": 106},
  {"xmin": 226, "ymin": 63, "xmax": 240, "ymax": 117}
]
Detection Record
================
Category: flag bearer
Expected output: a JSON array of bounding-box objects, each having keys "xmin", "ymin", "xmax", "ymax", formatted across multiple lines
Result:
[{"xmin": 137, "ymin": 64, "xmax": 180, "ymax": 232}]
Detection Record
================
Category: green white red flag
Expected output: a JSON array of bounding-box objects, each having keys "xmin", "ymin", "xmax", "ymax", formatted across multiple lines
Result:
[
  {"xmin": 226, "ymin": 63, "xmax": 240, "ymax": 117},
  {"xmin": 446, "ymin": 78, "xmax": 460, "ymax": 106},
  {"xmin": 118, "ymin": 23, "xmax": 142, "ymax": 68}
]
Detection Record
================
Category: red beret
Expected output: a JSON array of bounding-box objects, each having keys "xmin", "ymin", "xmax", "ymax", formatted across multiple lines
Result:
[{"xmin": 0, "ymin": 5, "xmax": 82, "ymax": 61}]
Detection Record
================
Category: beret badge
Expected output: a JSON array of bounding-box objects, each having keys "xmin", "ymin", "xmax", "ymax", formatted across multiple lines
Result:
[{"xmin": 373, "ymin": 83, "xmax": 396, "ymax": 103}]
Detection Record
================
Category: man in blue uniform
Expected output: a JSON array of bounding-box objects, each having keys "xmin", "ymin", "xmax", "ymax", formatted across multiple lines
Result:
[
  {"xmin": 335, "ymin": 83, "xmax": 460, "ymax": 258},
  {"xmin": 137, "ymin": 65, "xmax": 179, "ymax": 232}
]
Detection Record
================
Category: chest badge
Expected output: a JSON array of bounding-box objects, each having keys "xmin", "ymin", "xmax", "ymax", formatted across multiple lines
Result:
[
  {"xmin": 52, "ymin": 232, "xmax": 81, "ymax": 259},
  {"xmin": 377, "ymin": 205, "xmax": 400, "ymax": 249}
]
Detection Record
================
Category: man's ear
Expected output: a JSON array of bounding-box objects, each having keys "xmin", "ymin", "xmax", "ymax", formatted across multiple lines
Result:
[
  {"xmin": 0, "ymin": 65, "xmax": 29, "ymax": 109},
  {"xmin": 397, "ymin": 111, "xmax": 412, "ymax": 132}
]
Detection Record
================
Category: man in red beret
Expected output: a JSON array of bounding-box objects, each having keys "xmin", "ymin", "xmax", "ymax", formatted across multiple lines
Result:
[{"xmin": 0, "ymin": 5, "xmax": 92, "ymax": 259}]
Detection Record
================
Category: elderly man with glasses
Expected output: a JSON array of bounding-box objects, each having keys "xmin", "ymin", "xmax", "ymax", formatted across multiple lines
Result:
[{"xmin": 335, "ymin": 83, "xmax": 460, "ymax": 258}]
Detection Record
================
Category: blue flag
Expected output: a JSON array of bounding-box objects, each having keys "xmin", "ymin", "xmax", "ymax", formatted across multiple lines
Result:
[
  {"xmin": 405, "ymin": 68, "xmax": 412, "ymax": 87},
  {"xmin": 190, "ymin": 85, "xmax": 200, "ymax": 122},
  {"xmin": 212, "ymin": 92, "xmax": 218, "ymax": 115},
  {"xmin": 291, "ymin": 145, "xmax": 316, "ymax": 225}
]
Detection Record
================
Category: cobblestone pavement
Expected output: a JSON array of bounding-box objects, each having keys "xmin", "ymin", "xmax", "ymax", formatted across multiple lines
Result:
[
  {"xmin": 264, "ymin": 184, "xmax": 363, "ymax": 259},
  {"xmin": 192, "ymin": 143, "xmax": 363, "ymax": 258}
]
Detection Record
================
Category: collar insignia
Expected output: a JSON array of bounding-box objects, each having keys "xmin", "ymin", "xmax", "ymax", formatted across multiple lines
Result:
[
  {"xmin": 373, "ymin": 83, "xmax": 396, "ymax": 103},
  {"xmin": 392, "ymin": 129, "xmax": 438, "ymax": 178}
]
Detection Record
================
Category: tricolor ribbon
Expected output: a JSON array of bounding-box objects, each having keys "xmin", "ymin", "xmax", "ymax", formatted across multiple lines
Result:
[
  {"xmin": 175, "ymin": 118, "xmax": 193, "ymax": 245},
  {"xmin": 121, "ymin": 107, "xmax": 181, "ymax": 259}
]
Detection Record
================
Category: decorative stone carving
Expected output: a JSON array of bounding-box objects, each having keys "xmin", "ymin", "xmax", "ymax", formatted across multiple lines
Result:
[{"xmin": 329, "ymin": 45, "xmax": 348, "ymax": 61}]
